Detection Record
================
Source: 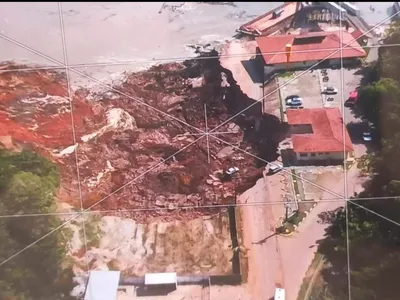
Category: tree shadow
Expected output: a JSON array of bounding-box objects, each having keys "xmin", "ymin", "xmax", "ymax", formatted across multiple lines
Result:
[{"xmin": 252, "ymin": 232, "xmax": 277, "ymax": 245}]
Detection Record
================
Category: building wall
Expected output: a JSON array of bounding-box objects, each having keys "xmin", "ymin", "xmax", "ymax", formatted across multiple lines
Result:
[
  {"xmin": 296, "ymin": 151, "xmax": 345, "ymax": 161},
  {"xmin": 264, "ymin": 58, "xmax": 358, "ymax": 75},
  {"xmin": 261, "ymin": 15, "xmax": 295, "ymax": 36}
]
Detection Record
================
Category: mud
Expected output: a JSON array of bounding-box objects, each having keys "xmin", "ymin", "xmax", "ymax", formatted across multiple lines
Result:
[{"xmin": 0, "ymin": 51, "xmax": 284, "ymax": 221}]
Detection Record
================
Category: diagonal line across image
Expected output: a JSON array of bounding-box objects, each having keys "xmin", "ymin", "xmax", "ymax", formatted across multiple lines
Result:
[{"xmin": 0, "ymin": 4, "xmax": 400, "ymax": 300}]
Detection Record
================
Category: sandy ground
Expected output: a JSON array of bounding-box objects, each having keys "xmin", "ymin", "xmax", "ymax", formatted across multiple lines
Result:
[{"xmin": 69, "ymin": 212, "xmax": 234, "ymax": 297}]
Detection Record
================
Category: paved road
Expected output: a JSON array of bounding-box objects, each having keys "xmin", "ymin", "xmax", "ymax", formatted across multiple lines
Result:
[
  {"xmin": 240, "ymin": 165, "xmax": 365, "ymax": 300},
  {"xmin": 239, "ymin": 171, "xmax": 285, "ymax": 300},
  {"xmin": 279, "ymin": 165, "xmax": 362, "ymax": 300}
]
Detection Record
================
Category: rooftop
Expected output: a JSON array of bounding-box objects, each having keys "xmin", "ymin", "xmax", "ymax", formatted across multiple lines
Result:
[
  {"xmin": 239, "ymin": 2, "xmax": 299, "ymax": 35},
  {"xmin": 256, "ymin": 30, "xmax": 366, "ymax": 65},
  {"xmin": 84, "ymin": 270, "xmax": 121, "ymax": 300},
  {"xmin": 287, "ymin": 108, "xmax": 354, "ymax": 153}
]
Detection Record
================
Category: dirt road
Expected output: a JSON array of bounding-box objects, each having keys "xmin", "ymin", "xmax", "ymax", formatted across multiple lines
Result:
[{"xmin": 240, "ymin": 165, "xmax": 365, "ymax": 300}]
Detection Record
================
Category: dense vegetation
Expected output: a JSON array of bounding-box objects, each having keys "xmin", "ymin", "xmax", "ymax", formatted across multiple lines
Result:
[
  {"xmin": 312, "ymin": 21, "xmax": 400, "ymax": 300},
  {"xmin": 0, "ymin": 150, "xmax": 73, "ymax": 300}
]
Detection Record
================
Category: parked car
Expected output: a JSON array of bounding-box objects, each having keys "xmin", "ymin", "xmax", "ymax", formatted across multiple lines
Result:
[
  {"xmin": 226, "ymin": 167, "xmax": 239, "ymax": 176},
  {"xmin": 323, "ymin": 86, "xmax": 338, "ymax": 94},
  {"xmin": 362, "ymin": 132, "xmax": 372, "ymax": 142},
  {"xmin": 285, "ymin": 94, "xmax": 301, "ymax": 101},
  {"xmin": 268, "ymin": 164, "xmax": 283, "ymax": 175},
  {"xmin": 286, "ymin": 97, "xmax": 303, "ymax": 106},
  {"xmin": 287, "ymin": 106, "xmax": 304, "ymax": 110}
]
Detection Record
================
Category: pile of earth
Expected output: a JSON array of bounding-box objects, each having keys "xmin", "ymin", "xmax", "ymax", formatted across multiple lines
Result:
[{"xmin": 0, "ymin": 51, "xmax": 282, "ymax": 221}]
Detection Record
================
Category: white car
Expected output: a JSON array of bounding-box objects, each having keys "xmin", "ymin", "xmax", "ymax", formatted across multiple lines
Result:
[
  {"xmin": 362, "ymin": 132, "xmax": 372, "ymax": 142},
  {"xmin": 268, "ymin": 164, "xmax": 283, "ymax": 174},
  {"xmin": 323, "ymin": 87, "xmax": 338, "ymax": 94},
  {"xmin": 286, "ymin": 97, "xmax": 303, "ymax": 106},
  {"xmin": 226, "ymin": 167, "xmax": 239, "ymax": 176}
]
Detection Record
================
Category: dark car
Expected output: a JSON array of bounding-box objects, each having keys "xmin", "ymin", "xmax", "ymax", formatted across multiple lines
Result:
[{"xmin": 285, "ymin": 95, "xmax": 301, "ymax": 101}]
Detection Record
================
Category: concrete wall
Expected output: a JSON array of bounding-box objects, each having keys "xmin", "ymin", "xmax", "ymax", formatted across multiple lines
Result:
[
  {"xmin": 264, "ymin": 58, "xmax": 359, "ymax": 74},
  {"xmin": 296, "ymin": 151, "xmax": 345, "ymax": 161},
  {"xmin": 265, "ymin": 60, "xmax": 320, "ymax": 73}
]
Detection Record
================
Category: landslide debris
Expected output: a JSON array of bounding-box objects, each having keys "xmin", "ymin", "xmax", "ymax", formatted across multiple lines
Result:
[{"xmin": 0, "ymin": 52, "xmax": 282, "ymax": 221}]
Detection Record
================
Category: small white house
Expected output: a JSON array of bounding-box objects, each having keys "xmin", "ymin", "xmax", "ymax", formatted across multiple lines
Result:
[{"xmin": 84, "ymin": 271, "xmax": 121, "ymax": 300}]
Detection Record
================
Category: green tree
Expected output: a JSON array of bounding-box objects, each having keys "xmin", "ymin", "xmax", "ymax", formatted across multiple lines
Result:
[
  {"xmin": 0, "ymin": 150, "xmax": 74, "ymax": 300},
  {"xmin": 313, "ymin": 20, "xmax": 400, "ymax": 300}
]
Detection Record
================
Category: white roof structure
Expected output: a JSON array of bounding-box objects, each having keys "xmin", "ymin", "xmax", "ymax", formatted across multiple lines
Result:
[
  {"xmin": 274, "ymin": 288, "xmax": 286, "ymax": 300},
  {"xmin": 84, "ymin": 271, "xmax": 121, "ymax": 300},
  {"xmin": 144, "ymin": 272, "xmax": 177, "ymax": 285}
]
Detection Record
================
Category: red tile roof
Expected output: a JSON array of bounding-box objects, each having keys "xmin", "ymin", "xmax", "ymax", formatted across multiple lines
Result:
[
  {"xmin": 287, "ymin": 108, "xmax": 354, "ymax": 153},
  {"xmin": 239, "ymin": 2, "xmax": 299, "ymax": 35},
  {"xmin": 256, "ymin": 30, "xmax": 366, "ymax": 65},
  {"xmin": 351, "ymin": 29, "xmax": 364, "ymax": 40}
]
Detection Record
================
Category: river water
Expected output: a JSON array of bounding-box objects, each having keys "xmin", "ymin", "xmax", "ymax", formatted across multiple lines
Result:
[{"xmin": 0, "ymin": 2, "xmax": 395, "ymax": 78}]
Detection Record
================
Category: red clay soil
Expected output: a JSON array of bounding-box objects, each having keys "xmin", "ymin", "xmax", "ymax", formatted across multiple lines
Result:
[{"xmin": 0, "ymin": 59, "xmax": 267, "ymax": 222}]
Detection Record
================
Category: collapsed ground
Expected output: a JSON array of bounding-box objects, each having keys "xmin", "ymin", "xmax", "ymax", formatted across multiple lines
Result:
[
  {"xmin": 0, "ymin": 51, "xmax": 284, "ymax": 221},
  {"xmin": 0, "ymin": 52, "xmax": 285, "ymax": 294}
]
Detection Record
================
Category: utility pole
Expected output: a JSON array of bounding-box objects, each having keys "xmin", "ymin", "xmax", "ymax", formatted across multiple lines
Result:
[{"xmin": 262, "ymin": 69, "xmax": 265, "ymax": 115}]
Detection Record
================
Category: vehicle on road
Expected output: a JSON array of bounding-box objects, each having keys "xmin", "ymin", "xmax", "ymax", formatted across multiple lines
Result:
[
  {"xmin": 285, "ymin": 94, "xmax": 300, "ymax": 101},
  {"xmin": 285, "ymin": 95, "xmax": 303, "ymax": 104},
  {"xmin": 322, "ymin": 86, "xmax": 338, "ymax": 94},
  {"xmin": 347, "ymin": 90, "xmax": 359, "ymax": 105},
  {"xmin": 267, "ymin": 164, "xmax": 283, "ymax": 175},
  {"xmin": 323, "ymin": 76, "xmax": 329, "ymax": 82},
  {"xmin": 226, "ymin": 166, "xmax": 239, "ymax": 175},
  {"xmin": 327, "ymin": 97, "xmax": 334, "ymax": 102},
  {"xmin": 362, "ymin": 132, "xmax": 372, "ymax": 142},
  {"xmin": 286, "ymin": 97, "xmax": 303, "ymax": 106}
]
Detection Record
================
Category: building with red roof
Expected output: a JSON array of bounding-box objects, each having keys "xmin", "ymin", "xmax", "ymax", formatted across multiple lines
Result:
[
  {"xmin": 256, "ymin": 30, "xmax": 366, "ymax": 75},
  {"xmin": 287, "ymin": 108, "xmax": 354, "ymax": 162}
]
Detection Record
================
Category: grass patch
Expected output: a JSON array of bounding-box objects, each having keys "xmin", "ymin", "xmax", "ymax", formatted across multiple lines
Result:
[
  {"xmin": 291, "ymin": 168, "xmax": 300, "ymax": 195},
  {"xmin": 287, "ymin": 210, "xmax": 306, "ymax": 225},
  {"xmin": 279, "ymin": 71, "xmax": 295, "ymax": 78},
  {"xmin": 277, "ymin": 210, "xmax": 307, "ymax": 234}
]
